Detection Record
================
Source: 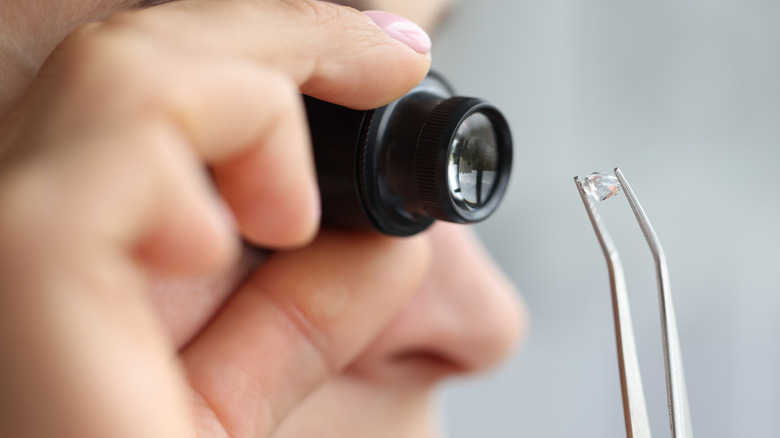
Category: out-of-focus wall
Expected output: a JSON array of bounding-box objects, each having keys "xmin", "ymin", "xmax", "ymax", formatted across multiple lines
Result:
[{"xmin": 433, "ymin": 1, "xmax": 780, "ymax": 436}]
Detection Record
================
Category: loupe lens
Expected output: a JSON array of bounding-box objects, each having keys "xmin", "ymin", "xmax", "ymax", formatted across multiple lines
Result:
[
  {"xmin": 447, "ymin": 112, "xmax": 499, "ymax": 209},
  {"xmin": 415, "ymin": 97, "xmax": 512, "ymax": 225}
]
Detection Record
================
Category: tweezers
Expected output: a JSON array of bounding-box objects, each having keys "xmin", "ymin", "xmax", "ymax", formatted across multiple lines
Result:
[{"xmin": 574, "ymin": 168, "xmax": 694, "ymax": 438}]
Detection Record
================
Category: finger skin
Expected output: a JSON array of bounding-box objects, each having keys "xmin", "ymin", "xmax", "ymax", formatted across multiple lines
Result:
[
  {"xmin": 183, "ymin": 231, "xmax": 432, "ymax": 438},
  {"xmin": 122, "ymin": 0, "xmax": 432, "ymax": 108}
]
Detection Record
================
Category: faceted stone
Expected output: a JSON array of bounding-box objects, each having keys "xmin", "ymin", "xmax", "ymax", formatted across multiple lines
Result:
[{"xmin": 582, "ymin": 172, "xmax": 621, "ymax": 202}]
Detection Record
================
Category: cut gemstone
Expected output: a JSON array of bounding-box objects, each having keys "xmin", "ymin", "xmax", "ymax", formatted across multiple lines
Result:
[{"xmin": 582, "ymin": 172, "xmax": 621, "ymax": 202}]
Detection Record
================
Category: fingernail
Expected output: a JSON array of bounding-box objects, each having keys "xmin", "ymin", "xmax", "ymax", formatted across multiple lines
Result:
[{"xmin": 363, "ymin": 11, "xmax": 432, "ymax": 54}]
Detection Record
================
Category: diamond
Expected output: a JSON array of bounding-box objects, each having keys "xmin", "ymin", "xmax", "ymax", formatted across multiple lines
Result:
[{"xmin": 582, "ymin": 172, "xmax": 621, "ymax": 202}]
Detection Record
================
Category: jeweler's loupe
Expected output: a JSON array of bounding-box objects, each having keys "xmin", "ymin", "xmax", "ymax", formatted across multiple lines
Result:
[{"xmin": 305, "ymin": 72, "xmax": 513, "ymax": 236}]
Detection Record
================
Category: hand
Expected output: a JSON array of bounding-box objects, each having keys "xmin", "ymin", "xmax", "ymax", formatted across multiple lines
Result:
[{"xmin": 0, "ymin": 1, "xmax": 435, "ymax": 436}]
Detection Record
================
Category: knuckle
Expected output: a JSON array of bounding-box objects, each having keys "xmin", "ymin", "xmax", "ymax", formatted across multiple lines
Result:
[
  {"xmin": 53, "ymin": 18, "xmax": 160, "ymax": 107},
  {"xmin": 297, "ymin": 0, "xmax": 343, "ymax": 25},
  {"xmin": 277, "ymin": 0, "xmax": 362, "ymax": 29},
  {"xmin": 268, "ymin": 286, "xmax": 338, "ymax": 373}
]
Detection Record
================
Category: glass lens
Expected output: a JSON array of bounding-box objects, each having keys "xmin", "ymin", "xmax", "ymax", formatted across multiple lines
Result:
[{"xmin": 447, "ymin": 112, "xmax": 499, "ymax": 209}]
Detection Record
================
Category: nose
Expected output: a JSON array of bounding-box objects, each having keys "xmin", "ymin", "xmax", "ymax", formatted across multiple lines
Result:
[{"xmin": 346, "ymin": 222, "xmax": 527, "ymax": 383}]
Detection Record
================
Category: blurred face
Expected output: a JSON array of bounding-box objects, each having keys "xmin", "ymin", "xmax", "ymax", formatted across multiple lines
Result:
[{"xmin": 0, "ymin": 1, "xmax": 526, "ymax": 437}]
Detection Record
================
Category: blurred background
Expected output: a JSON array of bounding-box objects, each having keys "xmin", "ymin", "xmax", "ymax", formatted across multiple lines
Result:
[{"xmin": 431, "ymin": 1, "xmax": 780, "ymax": 437}]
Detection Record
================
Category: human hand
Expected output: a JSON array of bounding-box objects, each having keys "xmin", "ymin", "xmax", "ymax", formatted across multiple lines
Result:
[{"xmin": 0, "ymin": 1, "xmax": 437, "ymax": 436}]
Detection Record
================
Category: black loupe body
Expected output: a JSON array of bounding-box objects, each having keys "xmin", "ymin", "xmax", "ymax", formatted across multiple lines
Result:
[{"xmin": 305, "ymin": 72, "xmax": 513, "ymax": 236}]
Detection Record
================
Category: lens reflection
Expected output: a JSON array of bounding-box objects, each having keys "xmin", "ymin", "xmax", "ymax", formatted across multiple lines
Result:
[{"xmin": 447, "ymin": 112, "xmax": 499, "ymax": 209}]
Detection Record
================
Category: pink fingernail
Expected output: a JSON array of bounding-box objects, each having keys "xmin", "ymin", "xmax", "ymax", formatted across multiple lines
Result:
[{"xmin": 363, "ymin": 11, "xmax": 432, "ymax": 54}]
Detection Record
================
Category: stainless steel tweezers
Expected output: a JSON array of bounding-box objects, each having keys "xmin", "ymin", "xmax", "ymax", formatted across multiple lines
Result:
[{"xmin": 574, "ymin": 167, "xmax": 693, "ymax": 438}]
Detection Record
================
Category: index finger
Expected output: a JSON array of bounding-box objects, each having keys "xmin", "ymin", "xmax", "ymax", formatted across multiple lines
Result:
[{"xmin": 128, "ymin": 0, "xmax": 432, "ymax": 109}]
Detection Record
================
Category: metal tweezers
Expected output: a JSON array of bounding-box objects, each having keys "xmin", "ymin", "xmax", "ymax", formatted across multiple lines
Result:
[{"xmin": 574, "ymin": 168, "xmax": 694, "ymax": 438}]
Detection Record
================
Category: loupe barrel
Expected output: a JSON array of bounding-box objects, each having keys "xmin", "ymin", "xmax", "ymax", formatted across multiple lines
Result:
[{"xmin": 305, "ymin": 72, "xmax": 513, "ymax": 236}]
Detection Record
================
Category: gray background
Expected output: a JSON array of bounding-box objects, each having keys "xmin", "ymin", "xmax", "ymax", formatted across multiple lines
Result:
[{"xmin": 432, "ymin": 1, "xmax": 780, "ymax": 437}]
